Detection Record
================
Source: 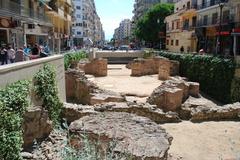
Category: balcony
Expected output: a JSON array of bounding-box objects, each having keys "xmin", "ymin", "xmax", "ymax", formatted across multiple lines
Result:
[
  {"xmin": 22, "ymin": 7, "xmax": 51, "ymax": 23},
  {"xmin": 0, "ymin": 0, "xmax": 21, "ymax": 16},
  {"xmin": 197, "ymin": 0, "xmax": 228, "ymax": 10},
  {"xmin": 197, "ymin": 14, "xmax": 235, "ymax": 27}
]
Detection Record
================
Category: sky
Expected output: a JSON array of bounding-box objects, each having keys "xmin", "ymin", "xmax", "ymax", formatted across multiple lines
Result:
[{"xmin": 95, "ymin": 0, "xmax": 134, "ymax": 40}]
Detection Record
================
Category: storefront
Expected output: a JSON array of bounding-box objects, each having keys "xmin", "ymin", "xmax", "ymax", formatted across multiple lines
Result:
[
  {"xmin": 0, "ymin": 17, "xmax": 12, "ymax": 46},
  {"xmin": 0, "ymin": 28, "xmax": 8, "ymax": 46},
  {"xmin": 232, "ymin": 28, "xmax": 240, "ymax": 56}
]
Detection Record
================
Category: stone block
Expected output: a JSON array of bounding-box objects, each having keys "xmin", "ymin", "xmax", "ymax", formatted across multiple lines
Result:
[
  {"xmin": 169, "ymin": 60, "xmax": 180, "ymax": 76},
  {"xmin": 188, "ymin": 82, "xmax": 200, "ymax": 97},
  {"xmin": 158, "ymin": 64, "xmax": 170, "ymax": 80},
  {"xmin": 23, "ymin": 106, "xmax": 53, "ymax": 148},
  {"xmin": 163, "ymin": 87, "xmax": 184, "ymax": 112},
  {"xmin": 77, "ymin": 58, "xmax": 107, "ymax": 77}
]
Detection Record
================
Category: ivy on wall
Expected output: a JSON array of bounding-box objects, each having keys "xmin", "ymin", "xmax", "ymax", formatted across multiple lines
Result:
[
  {"xmin": 158, "ymin": 51, "xmax": 237, "ymax": 104},
  {"xmin": 34, "ymin": 64, "xmax": 63, "ymax": 125}
]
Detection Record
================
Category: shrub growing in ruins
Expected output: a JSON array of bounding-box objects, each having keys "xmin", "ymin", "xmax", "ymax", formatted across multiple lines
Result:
[
  {"xmin": 0, "ymin": 80, "xmax": 30, "ymax": 159},
  {"xmin": 159, "ymin": 51, "xmax": 236, "ymax": 103},
  {"xmin": 64, "ymin": 51, "xmax": 87, "ymax": 70},
  {"xmin": 34, "ymin": 64, "xmax": 63, "ymax": 125}
]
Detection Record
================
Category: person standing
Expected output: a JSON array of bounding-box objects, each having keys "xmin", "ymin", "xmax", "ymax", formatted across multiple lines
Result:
[
  {"xmin": 32, "ymin": 44, "xmax": 40, "ymax": 55},
  {"xmin": 180, "ymin": 46, "xmax": 184, "ymax": 53},
  {"xmin": 7, "ymin": 46, "xmax": 16, "ymax": 63},
  {"xmin": 1, "ymin": 46, "xmax": 8, "ymax": 65},
  {"xmin": 23, "ymin": 45, "xmax": 31, "ymax": 61}
]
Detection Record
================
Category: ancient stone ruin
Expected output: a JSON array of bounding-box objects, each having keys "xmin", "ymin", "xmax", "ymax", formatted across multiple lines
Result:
[
  {"xmin": 130, "ymin": 57, "xmax": 179, "ymax": 79},
  {"xmin": 78, "ymin": 58, "xmax": 108, "ymax": 77},
  {"xmin": 147, "ymin": 76, "xmax": 200, "ymax": 112},
  {"xmin": 23, "ymin": 106, "xmax": 52, "ymax": 148},
  {"xmin": 65, "ymin": 69, "xmax": 125, "ymax": 105},
  {"xmin": 69, "ymin": 112, "xmax": 173, "ymax": 160}
]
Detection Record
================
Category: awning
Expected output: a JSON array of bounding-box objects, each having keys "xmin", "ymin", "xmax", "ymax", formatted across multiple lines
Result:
[
  {"xmin": 216, "ymin": 31, "xmax": 230, "ymax": 36},
  {"xmin": 38, "ymin": 0, "xmax": 52, "ymax": 10}
]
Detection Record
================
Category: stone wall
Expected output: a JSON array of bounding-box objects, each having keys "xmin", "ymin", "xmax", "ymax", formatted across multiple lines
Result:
[
  {"xmin": 131, "ymin": 57, "xmax": 179, "ymax": 78},
  {"xmin": 78, "ymin": 58, "xmax": 107, "ymax": 77},
  {"xmin": 65, "ymin": 69, "xmax": 125, "ymax": 105},
  {"xmin": 23, "ymin": 106, "xmax": 53, "ymax": 148},
  {"xmin": 0, "ymin": 55, "xmax": 66, "ymax": 102}
]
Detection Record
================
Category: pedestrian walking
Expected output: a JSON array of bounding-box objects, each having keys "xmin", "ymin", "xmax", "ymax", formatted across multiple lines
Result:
[
  {"xmin": 7, "ymin": 46, "xmax": 16, "ymax": 63},
  {"xmin": 15, "ymin": 47, "xmax": 24, "ymax": 62},
  {"xmin": 180, "ymin": 46, "xmax": 184, "ymax": 53},
  {"xmin": 23, "ymin": 45, "xmax": 31, "ymax": 61},
  {"xmin": 1, "ymin": 46, "xmax": 8, "ymax": 65}
]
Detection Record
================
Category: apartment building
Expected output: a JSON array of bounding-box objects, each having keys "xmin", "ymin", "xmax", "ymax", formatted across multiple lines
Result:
[
  {"xmin": 132, "ymin": 0, "xmax": 179, "ymax": 25},
  {"xmin": 0, "ymin": 0, "xmax": 53, "ymax": 49},
  {"xmin": 196, "ymin": 0, "xmax": 240, "ymax": 55},
  {"xmin": 113, "ymin": 19, "xmax": 131, "ymax": 46},
  {"xmin": 72, "ymin": 0, "xmax": 104, "ymax": 47},
  {"xmin": 165, "ymin": 0, "xmax": 198, "ymax": 52}
]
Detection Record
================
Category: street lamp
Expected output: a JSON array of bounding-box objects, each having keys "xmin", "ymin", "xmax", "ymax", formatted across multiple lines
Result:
[
  {"xmin": 217, "ymin": 0, "xmax": 227, "ymax": 55},
  {"xmin": 157, "ymin": 19, "xmax": 161, "ymax": 50}
]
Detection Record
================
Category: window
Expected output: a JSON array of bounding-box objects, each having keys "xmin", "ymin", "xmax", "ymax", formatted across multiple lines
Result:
[
  {"xmin": 183, "ymin": 19, "xmax": 189, "ymax": 30},
  {"xmin": 187, "ymin": 1, "xmax": 190, "ymax": 9},
  {"xmin": 171, "ymin": 40, "xmax": 174, "ymax": 46},
  {"xmin": 77, "ymin": 31, "xmax": 81, "ymax": 35},
  {"xmin": 212, "ymin": 13, "xmax": 218, "ymax": 25},
  {"xmin": 192, "ymin": 16, "xmax": 197, "ymax": 27},
  {"xmin": 77, "ymin": 14, "xmax": 81, "ymax": 18},
  {"xmin": 76, "ymin": 6, "xmax": 81, "ymax": 10},
  {"xmin": 172, "ymin": 21, "xmax": 174, "ymax": 30},
  {"xmin": 166, "ymin": 39, "xmax": 169, "ymax": 45},
  {"xmin": 203, "ymin": 15, "xmax": 208, "ymax": 25},
  {"xmin": 176, "ymin": 21, "xmax": 180, "ymax": 29},
  {"xmin": 176, "ymin": 40, "xmax": 179, "ymax": 46},
  {"xmin": 223, "ymin": 10, "xmax": 230, "ymax": 23}
]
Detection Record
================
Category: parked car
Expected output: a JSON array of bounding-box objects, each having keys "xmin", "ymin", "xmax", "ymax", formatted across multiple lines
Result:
[{"xmin": 119, "ymin": 45, "xmax": 129, "ymax": 51}]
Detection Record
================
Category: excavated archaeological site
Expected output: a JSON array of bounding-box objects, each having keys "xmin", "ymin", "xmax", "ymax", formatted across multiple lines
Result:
[{"xmin": 23, "ymin": 57, "xmax": 240, "ymax": 160}]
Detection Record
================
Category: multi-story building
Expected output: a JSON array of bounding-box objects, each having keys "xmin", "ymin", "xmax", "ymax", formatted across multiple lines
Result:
[
  {"xmin": 0, "ymin": 0, "xmax": 53, "ymax": 49},
  {"xmin": 72, "ymin": 0, "xmax": 104, "ymax": 47},
  {"xmin": 46, "ymin": 0, "xmax": 72, "ymax": 52},
  {"xmin": 113, "ymin": 19, "xmax": 131, "ymax": 46},
  {"xmin": 196, "ymin": 0, "xmax": 240, "ymax": 55},
  {"xmin": 165, "ymin": 0, "xmax": 198, "ymax": 52}
]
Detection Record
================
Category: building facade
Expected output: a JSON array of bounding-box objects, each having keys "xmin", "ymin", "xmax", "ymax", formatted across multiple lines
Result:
[
  {"xmin": 46, "ymin": 0, "xmax": 73, "ymax": 52},
  {"xmin": 72, "ymin": 0, "xmax": 104, "ymax": 47},
  {"xmin": 113, "ymin": 19, "xmax": 131, "ymax": 46},
  {"xmin": 0, "ymin": 0, "xmax": 53, "ymax": 49},
  {"xmin": 196, "ymin": 0, "xmax": 240, "ymax": 55},
  {"xmin": 165, "ymin": 0, "xmax": 198, "ymax": 52},
  {"xmin": 0, "ymin": 0, "xmax": 73, "ymax": 53}
]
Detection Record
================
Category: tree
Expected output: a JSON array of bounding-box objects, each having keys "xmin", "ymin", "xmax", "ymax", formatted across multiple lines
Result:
[{"xmin": 134, "ymin": 3, "xmax": 174, "ymax": 45}]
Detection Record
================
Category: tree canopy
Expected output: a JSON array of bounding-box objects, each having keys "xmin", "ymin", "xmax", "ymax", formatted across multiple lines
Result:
[{"xmin": 134, "ymin": 3, "xmax": 174, "ymax": 44}]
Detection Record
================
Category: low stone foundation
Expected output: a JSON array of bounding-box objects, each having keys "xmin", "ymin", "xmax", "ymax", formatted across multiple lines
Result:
[
  {"xmin": 78, "ymin": 58, "xmax": 107, "ymax": 77},
  {"xmin": 131, "ymin": 57, "xmax": 179, "ymax": 78},
  {"xmin": 65, "ymin": 69, "xmax": 125, "ymax": 105}
]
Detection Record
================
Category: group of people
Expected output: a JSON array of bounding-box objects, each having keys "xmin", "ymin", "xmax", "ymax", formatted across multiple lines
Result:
[{"xmin": 0, "ymin": 43, "xmax": 50, "ymax": 65}]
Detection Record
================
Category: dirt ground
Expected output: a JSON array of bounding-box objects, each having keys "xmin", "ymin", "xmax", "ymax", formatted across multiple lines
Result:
[
  {"xmin": 88, "ymin": 64, "xmax": 162, "ymax": 97},
  {"xmin": 163, "ymin": 121, "xmax": 240, "ymax": 160},
  {"xmin": 90, "ymin": 65, "xmax": 240, "ymax": 160}
]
